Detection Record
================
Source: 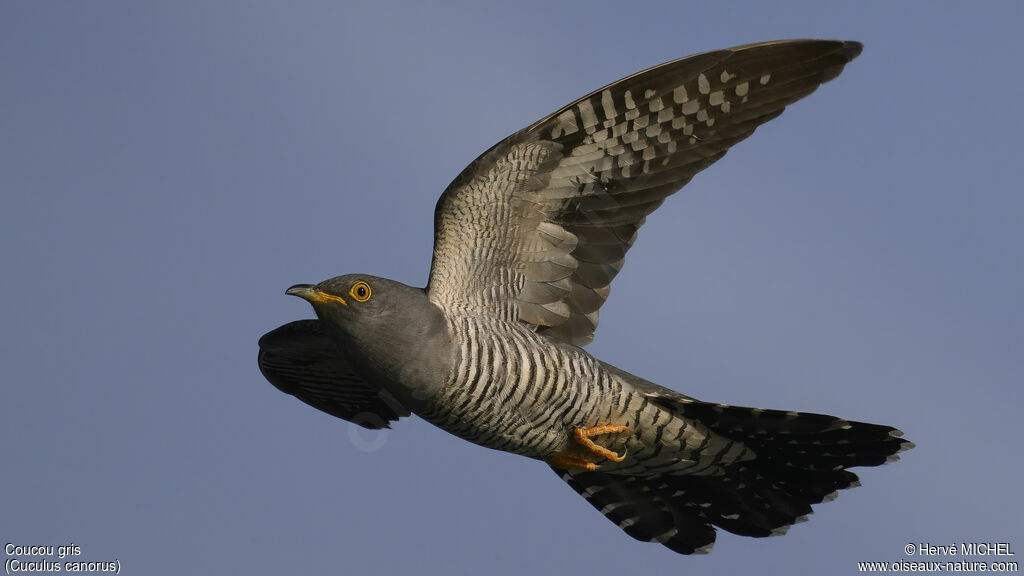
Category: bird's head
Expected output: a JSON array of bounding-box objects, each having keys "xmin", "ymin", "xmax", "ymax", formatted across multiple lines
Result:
[
  {"xmin": 285, "ymin": 274, "xmax": 452, "ymax": 404},
  {"xmin": 286, "ymin": 274, "xmax": 424, "ymax": 337}
]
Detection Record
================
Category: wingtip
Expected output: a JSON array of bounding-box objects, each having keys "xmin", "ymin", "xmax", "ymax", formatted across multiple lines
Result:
[
  {"xmin": 821, "ymin": 41, "xmax": 864, "ymax": 82},
  {"xmin": 693, "ymin": 542, "xmax": 715, "ymax": 555},
  {"xmin": 843, "ymin": 40, "xmax": 865, "ymax": 61}
]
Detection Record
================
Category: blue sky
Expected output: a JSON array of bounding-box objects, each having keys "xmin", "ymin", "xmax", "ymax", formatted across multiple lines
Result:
[{"xmin": 2, "ymin": 2, "xmax": 1021, "ymax": 574}]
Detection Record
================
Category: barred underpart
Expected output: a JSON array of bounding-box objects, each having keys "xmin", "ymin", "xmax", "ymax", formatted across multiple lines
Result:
[{"xmin": 417, "ymin": 314, "xmax": 632, "ymax": 458}]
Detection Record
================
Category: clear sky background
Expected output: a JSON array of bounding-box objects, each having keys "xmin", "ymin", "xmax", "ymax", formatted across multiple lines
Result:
[{"xmin": 3, "ymin": 2, "xmax": 1021, "ymax": 574}]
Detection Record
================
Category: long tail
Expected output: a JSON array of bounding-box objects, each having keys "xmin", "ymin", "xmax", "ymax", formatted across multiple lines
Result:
[{"xmin": 553, "ymin": 396, "xmax": 912, "ymax": 555}]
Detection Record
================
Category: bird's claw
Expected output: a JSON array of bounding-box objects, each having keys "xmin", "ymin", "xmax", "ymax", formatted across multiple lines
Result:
[
  {"xmin": 546, "ymin": 425, "xmax": 630, "ymax": 470},
  {"xmin": 574, "ymin": 425, "xmax": 629, "ymax": 462}
]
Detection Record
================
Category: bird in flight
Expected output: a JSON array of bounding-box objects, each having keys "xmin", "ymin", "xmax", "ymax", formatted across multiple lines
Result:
[{"xmin": 259, "ymin": 39, "xmax": 912, "ymax": 555}]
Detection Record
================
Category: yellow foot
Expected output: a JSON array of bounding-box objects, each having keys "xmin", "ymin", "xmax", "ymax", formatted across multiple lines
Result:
[
  {"xmin": 574, "ymin": 425, "xmax": 629, "ymax": 463},
  {"xmin": 545, "ymin": 425, "xmax": 630, "ymax": 471}
]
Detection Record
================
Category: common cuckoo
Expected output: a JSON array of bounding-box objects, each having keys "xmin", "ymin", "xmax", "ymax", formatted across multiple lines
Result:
[{"xmin": 258, "ymin": 39, "xmax": 912, "ymax": 555}]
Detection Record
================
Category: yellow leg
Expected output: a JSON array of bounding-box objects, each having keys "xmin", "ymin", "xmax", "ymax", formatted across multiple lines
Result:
[
  {"xmin": 546, "ymin": 452, "xmax": 600, "ymax": 471},
  {"xmin": 545, "ymin": 425, "xmax": 630, "ymax": 470},
  {"xmin": 573, "ymin": 425, "xmax": 629, "ymax": 463}
]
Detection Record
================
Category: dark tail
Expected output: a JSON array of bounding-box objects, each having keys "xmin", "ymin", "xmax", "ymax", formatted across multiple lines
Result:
[{"xmin": 553, "ymin": 397, "xmax": 912, "ymax": 555}]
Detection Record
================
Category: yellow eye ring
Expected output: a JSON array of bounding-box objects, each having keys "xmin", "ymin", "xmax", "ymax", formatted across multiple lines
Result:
[{"xmin": 349, "ymin": 281, "xmax": 371, "ymax": 302}]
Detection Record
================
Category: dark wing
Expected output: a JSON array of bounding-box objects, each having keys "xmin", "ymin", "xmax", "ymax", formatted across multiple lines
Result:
[
  {"xmin": 427, "ymin": 39, "xmax": 862, "ymax": 345},
  {"xmin": 258, "ymin": 319, "xmax": 410, "ymax": 429}
]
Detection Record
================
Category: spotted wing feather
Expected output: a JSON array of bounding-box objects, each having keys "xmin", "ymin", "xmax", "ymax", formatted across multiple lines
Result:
[{"xmin": 428, "ymin": 39, "xmax": 862, "ymax": 345}]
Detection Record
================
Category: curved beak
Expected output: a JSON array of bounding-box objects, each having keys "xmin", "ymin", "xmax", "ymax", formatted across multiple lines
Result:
[
  {"xmin": 286, "ymin": 284, "xmax": 347, "ymax": 306},
  {"xmin": 286, "ymin": 284, "xmax": 316, "ymax": 299}
]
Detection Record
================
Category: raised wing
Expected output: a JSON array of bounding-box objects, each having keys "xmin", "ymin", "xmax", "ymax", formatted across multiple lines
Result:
[
  {"xmin": 258, "ymin": 319, "xmax": 410, "ymax": 429},
  {"xmin": 427, "ymin": 40, "xmax": 861, "ymax": 345}
]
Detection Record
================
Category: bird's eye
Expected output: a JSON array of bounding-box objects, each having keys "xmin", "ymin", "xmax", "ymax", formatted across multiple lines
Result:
[{"xmin": 349, "ymin": 281, "xmax": 371, "ymax": 302}]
